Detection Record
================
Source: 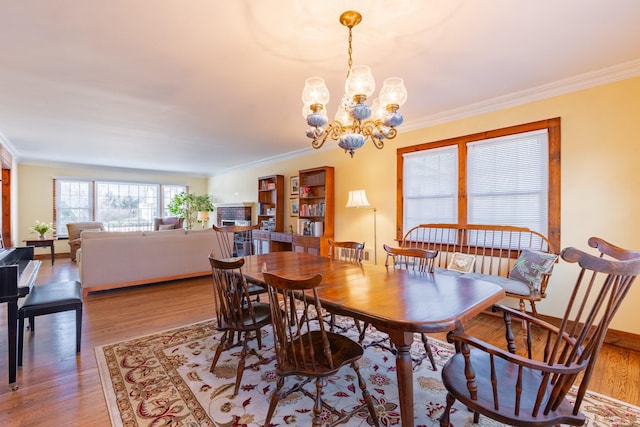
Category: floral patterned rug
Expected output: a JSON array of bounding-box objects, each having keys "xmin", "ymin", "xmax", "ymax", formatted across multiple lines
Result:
[{"xmin": 96, "ymin": 317, "xmax": 640, "ymax": 426}]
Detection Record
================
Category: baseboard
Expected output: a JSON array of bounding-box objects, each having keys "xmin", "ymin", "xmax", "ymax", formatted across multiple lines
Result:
[
  {"xmin": 483, "ymin": 309, "xmax": 640, "ymax": 352},
  {"xmin": 34, "ymin": 253, "xmax": 71, "ymax": 261}
]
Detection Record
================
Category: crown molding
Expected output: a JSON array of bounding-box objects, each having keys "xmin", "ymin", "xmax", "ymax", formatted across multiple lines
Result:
[
  {"xmin": 208, "ymin": 146, "xmax": 316, "ymax": 177},
  {"xmin": 404, "ymin": 59, "xmax": 640, "ymax": 131}
]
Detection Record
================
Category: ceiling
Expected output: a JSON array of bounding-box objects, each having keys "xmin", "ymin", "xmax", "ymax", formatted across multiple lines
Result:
[{"xmin": 1, "ymin": 1, "xmax": 639, "ymax": 177}]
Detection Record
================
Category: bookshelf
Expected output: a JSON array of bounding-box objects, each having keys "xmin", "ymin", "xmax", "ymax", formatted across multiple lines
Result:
[
  {"xmin": 257, "ymin": 175, "xmax": 284, "ymax": 232},
  {"xmin": 297, "ymin": 166, "xmax": 334, "ymax": 255}
]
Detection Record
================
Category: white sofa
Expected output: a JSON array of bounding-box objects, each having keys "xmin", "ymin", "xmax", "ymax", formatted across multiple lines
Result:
[{"xmin": 78, "ymin": 228, "xmax": 224, "ymax": 297}]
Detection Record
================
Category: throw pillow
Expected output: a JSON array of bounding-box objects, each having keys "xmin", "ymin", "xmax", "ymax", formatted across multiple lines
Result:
[
  {"xmin": 509, "ymin": 249, "xmax": 558, "ymax": 292},
  {"xmin": 158, "ymin": 224, "xmax": 175, "ymax": 231},
  {"xmin": 446, "ymin": 253, "xmax": 476, "ymax": 273}
]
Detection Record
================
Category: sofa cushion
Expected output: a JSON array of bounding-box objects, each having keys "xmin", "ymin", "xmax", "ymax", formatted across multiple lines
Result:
[
  {"xmin": 158, "ymin": 224, "xmax": 175, "ymax": 230},
  {"xmin": 508, "ymin": 249, "xmax": 558, "ymax": 292},
  {"xmin": 435, "ymin": 267, "xmax": 533, "ymax": 297},
  {"xmin": 142, "ymin": 229, "xmax": 186, "ymax": 237},
  {"xmin": 81, "ymin": 231, "xmax": 145, "ymax": 239}
]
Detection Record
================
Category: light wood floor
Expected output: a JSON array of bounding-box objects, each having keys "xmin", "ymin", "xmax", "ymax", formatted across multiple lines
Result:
[{"xmin": 1, "ymin": 258, "xmax": 639, "ymax": 426}]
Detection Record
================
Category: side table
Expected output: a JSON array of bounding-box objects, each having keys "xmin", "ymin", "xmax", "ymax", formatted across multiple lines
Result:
[{"xmin": 22, "ymin": 237, "xmax": 57, "ymax": 265}]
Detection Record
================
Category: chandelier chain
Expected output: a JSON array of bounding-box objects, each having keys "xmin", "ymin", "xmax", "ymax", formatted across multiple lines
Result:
[{"xmin": 347, "ymin": 26, "xmax": 353, "ymax": 77}]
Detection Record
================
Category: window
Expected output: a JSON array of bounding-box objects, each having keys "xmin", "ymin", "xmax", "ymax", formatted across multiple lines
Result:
[
  {"xmin": 162, "ymin": 185, "xmax": 186, "ymax": 217},
  {"xmin": 54, "ymin": 179, "xmax": 187, "ymax": 237},
  {"xmin": 397, "ymin": 118, "xmax": 560, "ymax": 251},
  {"xmin": 56, "ymin": 180, "xmax": 93, "ymax": 227}
]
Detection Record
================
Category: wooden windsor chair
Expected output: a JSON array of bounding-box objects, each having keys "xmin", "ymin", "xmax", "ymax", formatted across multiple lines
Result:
[
  {"xmin": 261, "ymin": 266, "xmax": 380, "ymax": 427},
  {"xmin": 439, "ymin": 237, "xmax": 640, "ymax": 426},
  {"xmin": 208, "ymin": 253, "xmax": 273, "ymax": 397}
]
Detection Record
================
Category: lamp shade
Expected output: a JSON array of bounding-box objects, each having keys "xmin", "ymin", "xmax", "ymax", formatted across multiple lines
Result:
[
  {"xmin": 197, "ymin": 211, "xmax": 209, "ymax": 221},
  {"xmin": 345, "ymin": 65, "xmax": 375, "ymax": 98},
  {"xmin": 379, "ymin": 77, "xmax": 407, "ymax": 107},
  {"xmin": 302, "ymin": 77, "xmax": 330, "ymax": 107},
  {"xmin": 346, "ymin": 189, "xmax": 371, "ymax": 208}
]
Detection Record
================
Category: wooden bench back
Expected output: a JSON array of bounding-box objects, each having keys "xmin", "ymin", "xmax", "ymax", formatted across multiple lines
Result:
[{"xmin": 401, "ymin": 224, "xmax": 555, "ymax": 294}]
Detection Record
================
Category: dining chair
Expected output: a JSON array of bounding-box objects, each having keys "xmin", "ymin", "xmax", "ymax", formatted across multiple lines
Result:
[
  {"xmin": 439, "ymin": 237, "xmax": 640, "ymax": 427},
  {"xmin": 212, "ymin": 224, "xmax": 260, "ymax": 258},
  {"xmin": 326, "ymin": 239, "xmax": 365, "ymax": 333},
  {"xmin": 361, "ymin": 244, "xmax": 438, "ymax": 370},
  {"xmin": 262, "ymin": 266, "xmax": 380, "ymax": 427},
  {"xmin": 384, "ymin": 243, "xmax": 437, "ymax": 272},
  {"xmin": 208, "ymin": 253, "xmax": 272, "ymax": 397},
  {"xmin": 328, "ymin": 239, "xmax": 365, "ymax": 263},
  {"xmin": 212, "ymin": 224, "xmax": 265, "ymax": 299}
]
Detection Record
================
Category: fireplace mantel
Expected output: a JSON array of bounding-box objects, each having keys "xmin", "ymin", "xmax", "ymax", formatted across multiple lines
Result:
[{"xmin": 214, "ymin": 202, "xmax": 255, "ymax": 208}]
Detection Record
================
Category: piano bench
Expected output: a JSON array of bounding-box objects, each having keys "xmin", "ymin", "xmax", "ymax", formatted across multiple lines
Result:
[{"xmin": 18, "ymin": 281, "xmax": 82, "ymax": 367}]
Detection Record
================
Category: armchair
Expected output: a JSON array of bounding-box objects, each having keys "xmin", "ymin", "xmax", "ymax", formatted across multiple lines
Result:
[
  {"xmin": 152, "ymin": 216, "xmax": 184, "ymax": 231},
  {"xmin": 66, "ymin": 222, "xmax": 105, "ymax": 261},
  {"xmin": 439, "ymin": 237, "xmax": 640, "ymax": 427}
]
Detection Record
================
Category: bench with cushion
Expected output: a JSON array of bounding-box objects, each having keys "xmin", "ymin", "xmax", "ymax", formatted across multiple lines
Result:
[{"xmin": 400, "ymin": 223, "xmax": 557, "ymax": 317}]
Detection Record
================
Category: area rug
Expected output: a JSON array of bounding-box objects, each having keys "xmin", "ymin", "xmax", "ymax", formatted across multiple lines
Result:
[{"xmin": 96, "ymin": 318, "xmax": 640, "ymax": 427}]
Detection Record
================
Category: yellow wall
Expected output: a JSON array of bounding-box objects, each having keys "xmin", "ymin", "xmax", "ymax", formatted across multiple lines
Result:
[
  {"xmin": 209, "ymin": 77, "xmax": 640, "ymax": 334},
  {"xmin": 16, "ymin": 164, "xmax": 209, "ymax": 255},
  {"xmin": 13, "ymin": 77, "xmax": 640, "ymax": 334}
]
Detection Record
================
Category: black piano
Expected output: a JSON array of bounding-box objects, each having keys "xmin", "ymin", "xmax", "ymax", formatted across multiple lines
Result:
[{"xmin": 0, "ymin": 246, "xmax": 41, "ymax": 390}]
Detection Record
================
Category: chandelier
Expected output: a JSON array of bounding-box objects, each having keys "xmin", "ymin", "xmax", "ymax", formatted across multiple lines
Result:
[{"xmin": 302, "ymin": 10, "xmax": 407, "ymax": 157}]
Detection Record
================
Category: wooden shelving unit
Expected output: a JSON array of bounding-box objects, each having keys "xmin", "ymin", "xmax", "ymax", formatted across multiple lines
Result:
[
  {"xmin": 257, "ymin": 175, "xmax": 284, "ymax": 232},
  {"xmin": 296, "ymin": 166, "xmax": 334, "ymax": 255}
]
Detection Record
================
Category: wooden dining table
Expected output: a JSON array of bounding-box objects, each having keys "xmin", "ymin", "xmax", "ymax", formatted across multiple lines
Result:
[{"xmin": 238, "ymin": 251, "xmax": 506, "ymax": 427}]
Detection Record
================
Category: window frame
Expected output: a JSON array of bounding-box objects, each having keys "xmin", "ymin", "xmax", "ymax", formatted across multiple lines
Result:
[
  {"xmin": 396, "ymin": 117, "xmax": 560, "ymax": 252},
  {"xmin": 53, "ymin": 178, "xmax": 187, "ymax": 237}
]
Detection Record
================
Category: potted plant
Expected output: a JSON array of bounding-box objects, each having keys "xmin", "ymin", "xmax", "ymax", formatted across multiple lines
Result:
[
  {"xmin": 167, "ymin": 192, "xmax": 215, "ymax": 229},
  {"xmin": 29, "ymin": 220, "xmax": 54, "ymax": 239}
]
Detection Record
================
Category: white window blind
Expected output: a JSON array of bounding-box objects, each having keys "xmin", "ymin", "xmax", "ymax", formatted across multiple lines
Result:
[
  {"xmin": 467, "ymin": 129, "xmax": 549, "ymax": 235},
  {"xmin": 403, "ymin": 145, "xmax": 458, "ymax": 232},
  {"xmin": 402, "ymin": 128, "xmax": 549, "ymax": 237}
]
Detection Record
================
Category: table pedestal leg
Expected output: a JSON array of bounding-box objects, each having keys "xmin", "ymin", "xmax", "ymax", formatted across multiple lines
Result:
[{"xmin": 388, "ymin": 330, "xmax": 415, "ymax": 427}]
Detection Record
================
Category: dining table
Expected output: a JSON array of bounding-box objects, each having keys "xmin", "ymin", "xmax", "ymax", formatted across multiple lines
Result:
[{"xmin": 238, "ymin": 251, "xmax": 506, "ymax": 427}]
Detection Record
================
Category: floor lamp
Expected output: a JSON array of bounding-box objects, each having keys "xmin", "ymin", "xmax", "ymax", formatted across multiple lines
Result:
[{"xmin": 346, "ymin": 189, "xmax": 377, "ymax": 264}]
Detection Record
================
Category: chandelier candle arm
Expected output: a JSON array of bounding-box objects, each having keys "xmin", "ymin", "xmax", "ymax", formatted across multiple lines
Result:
[{"xmin": 302, "ymin": 10, "xmax": 407, "ymax": 157}]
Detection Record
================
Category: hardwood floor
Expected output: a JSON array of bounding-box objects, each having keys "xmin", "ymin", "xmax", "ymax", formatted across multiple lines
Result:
[{"xmin": 1, "ymin": 258, "xmax": 639, "ymax": 426}]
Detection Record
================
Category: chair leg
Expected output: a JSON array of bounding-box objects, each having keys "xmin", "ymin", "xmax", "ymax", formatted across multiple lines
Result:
[
  {"xmin": 209, "ymin": 331, "xmax": 229, "ymax": 373},
  {"xmin": 359, "ymin": 322, "xmax": 370, "ymax": 343},
  {"xmin": 29, "ymin": 316, "xmax": 35, "ymax": 332},
  {"xmin": 312, "ymin": 377, "xmax": 326, "ymax": 427},
  {"xmin": 519, "ymin": 298, "xmax": 529, "ymax": 345},
  {"xmin": 352, "ymin": 360, "xmax": 380, "ymax": 427},
  {"xmin": 264, "ymin": 376, "xmax": 285, "ymax": 427},
  {"xmin": 421, "ymin": 333, "xmax": 437, "ymax": 371},
  {"xmin": 233, "ymin": 333, "xmax": 250, "ymax": 397},
  {"xmin": 354, "ymin": 319, "xmax": 362, "ymax": 335},
  {"xmin": 255, "ymin": 327, "xmax": 263, "ymax": 349},
  {"xmin": 439, "ymin": 392, "xmax": 456, "ymax": 426}
]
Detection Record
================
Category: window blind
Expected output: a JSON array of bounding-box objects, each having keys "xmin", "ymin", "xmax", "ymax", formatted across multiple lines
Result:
[
  {"xmin": 403, "ymin": 145, "xmax": 458, "ymax": 231},
  {"xmin": 467, "ymin": 129, "xmax": 548, "ymax": 235}
]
